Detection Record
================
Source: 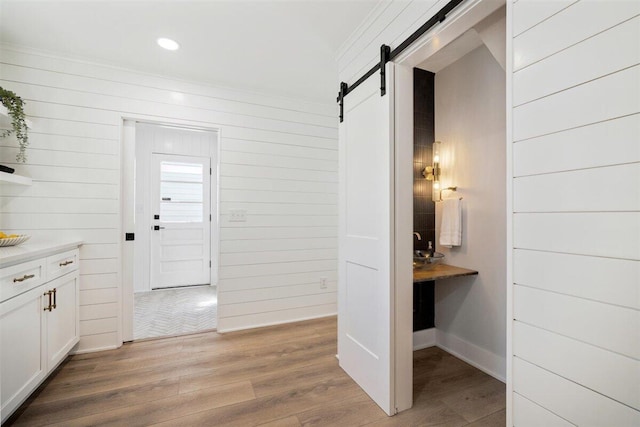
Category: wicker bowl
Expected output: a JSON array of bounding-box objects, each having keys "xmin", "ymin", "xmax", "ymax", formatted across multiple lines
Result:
[{"xmin": 0, "ymin": 235, "xmax": 31, "ymax": 247}]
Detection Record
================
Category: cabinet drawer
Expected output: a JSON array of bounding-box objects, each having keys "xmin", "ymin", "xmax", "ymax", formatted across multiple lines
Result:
[
  {"xmin": 0, "ymin": 260, "xmax": 46, "ymax": 303},
  {"xmin": 46, "ymin": 249, "xmax": 79, "ymax": 281}
]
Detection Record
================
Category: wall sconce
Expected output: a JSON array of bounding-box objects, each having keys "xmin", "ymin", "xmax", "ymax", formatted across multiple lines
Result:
[
  {"xmin": 422, "ymin": 140, "xmax": 459, "ymax": 202},
  {"xmin": 422, "ymin": 140, "xmax": 441, "ymax": 190}
]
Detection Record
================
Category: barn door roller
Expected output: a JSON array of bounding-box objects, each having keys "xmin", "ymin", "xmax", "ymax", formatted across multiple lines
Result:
[
  {"xmin": 338, "ymin": 82, "xmax": 348, "ymax": 123},
  {"xmin": 380, "ymin": 44, "xmax": 391, "ymax": 96},
  {"xmin": 337, "ymin": 0, "xmax": 465, "ymax": 122}
]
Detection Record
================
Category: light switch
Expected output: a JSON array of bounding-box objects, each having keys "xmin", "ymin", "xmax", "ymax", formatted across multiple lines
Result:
[{"xmin": 229, "ymin": 209, "xmax": 247, "ymax": 222}]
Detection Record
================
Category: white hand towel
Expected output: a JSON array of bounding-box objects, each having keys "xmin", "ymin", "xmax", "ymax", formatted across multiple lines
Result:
[{"xmin": 439, "ymin": 198, "xmax": 462, "ymax": 247}]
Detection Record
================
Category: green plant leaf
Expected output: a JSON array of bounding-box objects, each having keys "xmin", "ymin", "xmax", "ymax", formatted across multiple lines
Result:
[{"xmin": 0, "ymin": 87, "xmax": 29, "ymax": 163}]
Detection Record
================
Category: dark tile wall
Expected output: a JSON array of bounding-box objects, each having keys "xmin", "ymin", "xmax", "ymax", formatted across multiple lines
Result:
[
  {"xmin": 413, "ymin": 68, "xmax": 436, "ymax": 332},
  {"xmin": 413, "ymin": 282, "xmax": 435, "ymax": 331},
  {"xmin": 413, "ymin": 68, "xmax": 436, "ymax": 251}
]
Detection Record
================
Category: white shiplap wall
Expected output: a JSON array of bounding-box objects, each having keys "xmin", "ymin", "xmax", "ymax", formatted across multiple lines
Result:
[
  {"xmin": 510, "ymin": 0, "xmax": 640, "ymax": 425},
  {"xmin": 0, "ymin": 47, "xmax": 338, "ymax": 351},
  {"xmin": 337, "ymin": 0, "xmax": 441, "ymax": 82}
]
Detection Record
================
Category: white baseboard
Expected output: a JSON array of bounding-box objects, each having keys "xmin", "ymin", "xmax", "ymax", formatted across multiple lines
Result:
[
  {"xmin": 217, "ymin": 312, "xmax": 337, "ymax": 333},
  {"xmin": 72, "ymin": 344, "xmax": 119, "ymax": 355},
  {"xmin": 413, "ymin": 328, "xmax": 436, "ymax": 350},
  {"xmin": 436, "ymin": 329, "xmax": 506, "ymax": 383}
]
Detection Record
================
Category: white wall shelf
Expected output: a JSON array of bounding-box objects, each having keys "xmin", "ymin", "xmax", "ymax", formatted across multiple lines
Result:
[
  {"xmin": 0, "ymin": 104, "xmax": 33, "ymax": 129},
  {"xmin": 0, "ymin": 172, "xmax": 32, "ymax": 185}
]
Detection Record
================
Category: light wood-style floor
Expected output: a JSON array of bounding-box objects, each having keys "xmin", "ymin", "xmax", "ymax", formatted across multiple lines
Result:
[{"xmin": 6, "ymin": 316, "xmax": 505, "ymax": 426}]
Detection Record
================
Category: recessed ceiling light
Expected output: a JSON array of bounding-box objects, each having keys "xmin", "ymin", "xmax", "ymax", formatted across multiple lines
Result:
[{"xmin": 157, "ymin": 38, "xmax": 180, "ymax": 51}]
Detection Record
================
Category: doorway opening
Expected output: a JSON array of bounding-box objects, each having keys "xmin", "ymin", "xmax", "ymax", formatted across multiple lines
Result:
[
  {"xmin": 386, "ymin": 0, "xmax": 507, "ymax": 416},
  {"xmin": 336, "ymin": 0, "xmax": 507, "ymax": 415},
  {"xmin": 122, "ymin": 120, "xmax": 220, "ymax": 341},
  {"xmin": 405, "ymin": 4, "xmax": 507, "ymax": 418}
]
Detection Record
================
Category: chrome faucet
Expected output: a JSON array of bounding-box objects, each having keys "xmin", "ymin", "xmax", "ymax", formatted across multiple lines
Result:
[{"xmin": 413, "ymin": 232, "xmax": 421, "ymax": 241}]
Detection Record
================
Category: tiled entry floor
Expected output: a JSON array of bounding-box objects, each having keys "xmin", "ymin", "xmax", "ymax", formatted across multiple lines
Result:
[{"xmin": 134, "ymin": 286, "xmax": 217, "ymax": 340}]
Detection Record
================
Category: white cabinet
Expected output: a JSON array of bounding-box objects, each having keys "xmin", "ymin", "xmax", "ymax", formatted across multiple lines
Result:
[
  {"xmin": 45, "ymin": 272, "xmax": 79, "ymax": 370},
  {"xmin": 45, "ymin": 249, "xmax": 79, "ymax": 282},
  {"xmin": 0, "ymin": 285, "xmax": 46, "ymax": 422},
  {"xmin": 0, "ymin": 244, "xmax": 80, "ymax": 423},
  {"xmin": 0, "ymin": 258, "xmax": 46, "ymax": 302}
]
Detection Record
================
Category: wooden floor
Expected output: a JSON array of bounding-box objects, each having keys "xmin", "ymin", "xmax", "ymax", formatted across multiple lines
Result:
[{"xmin": 6, "ymin": 316, "xmax": 505, "ymax": 426}]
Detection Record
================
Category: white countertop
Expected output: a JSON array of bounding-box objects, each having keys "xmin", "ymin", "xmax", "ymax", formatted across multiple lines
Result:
[{"xmin": 0, "ymin": 239, "xmax": 83, "ymax": 268}]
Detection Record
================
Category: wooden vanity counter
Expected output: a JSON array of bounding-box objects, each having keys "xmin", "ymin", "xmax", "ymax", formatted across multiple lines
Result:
[{"xmin": 413, "ymin": 264, "xmax": 478, "ymax": 283}]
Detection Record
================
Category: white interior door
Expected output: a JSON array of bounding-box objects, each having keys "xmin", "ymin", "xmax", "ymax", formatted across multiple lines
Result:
[
  {"xmin": 338, "ymin": 63, "xmax": 396, "ymax": 415},
  {"xmin": 150, "ymin": 153, "xmax": 211, "ymax": 289}
]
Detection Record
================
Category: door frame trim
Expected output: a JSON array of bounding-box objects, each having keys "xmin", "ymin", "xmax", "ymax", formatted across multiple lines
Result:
[
  {"xmin": 119, "ymin": 115, "xmax": 221, "ymax": 343},
  {"xmin": 388, "ymin": 0, "xmax": 506, "ymax": 414}
]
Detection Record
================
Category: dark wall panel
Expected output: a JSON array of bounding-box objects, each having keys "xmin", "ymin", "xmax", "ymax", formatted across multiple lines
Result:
[
  {"xmin": 413, "ymin": 68, "xmax": 436, "ymax": 250},
  {"xmin": 413, "ymin": 68, "xmax": 436, "ymax": 332}
]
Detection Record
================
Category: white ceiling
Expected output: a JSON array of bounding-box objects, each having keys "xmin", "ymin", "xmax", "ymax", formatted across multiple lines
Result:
[
  {"xmin": 416, "ymin": 30, "xmax": 483, "ymax": 73},
  {"xmin": 416, "ymin": 6, "xmax": 506, "ymax": 73},
  {"xmin": 0, "ymin": 0, "xmax": 380, "ymax": 103}
]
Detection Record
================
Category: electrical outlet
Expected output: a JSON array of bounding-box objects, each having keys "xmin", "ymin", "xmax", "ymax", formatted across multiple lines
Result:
[
  {"xmin": 229, "ymin": 209, "xmax": 247, "ymax": 222},
  {"xmin": 320, "ymin": 277, "xmax": 328, "ymax": 289}
]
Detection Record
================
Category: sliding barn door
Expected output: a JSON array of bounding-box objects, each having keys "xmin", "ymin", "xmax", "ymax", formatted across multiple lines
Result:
[{"xmin": 338, "ymin": 63, "xmax": 396, "ymax": 416}]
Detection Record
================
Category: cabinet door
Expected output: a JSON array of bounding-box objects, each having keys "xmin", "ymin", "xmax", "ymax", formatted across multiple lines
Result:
[
  {"xmin": 0, "ymin": 284, "xmax": 46, "ymax": 423},
  {"xmin": 45, "ymin": 271, "xmax": 79, "ymax": 370}
]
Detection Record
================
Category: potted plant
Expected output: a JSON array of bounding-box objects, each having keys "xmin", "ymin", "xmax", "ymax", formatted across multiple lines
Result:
[{"xmin": 0, "ymin": 87, "xmax": 29, "ymax": 164}]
